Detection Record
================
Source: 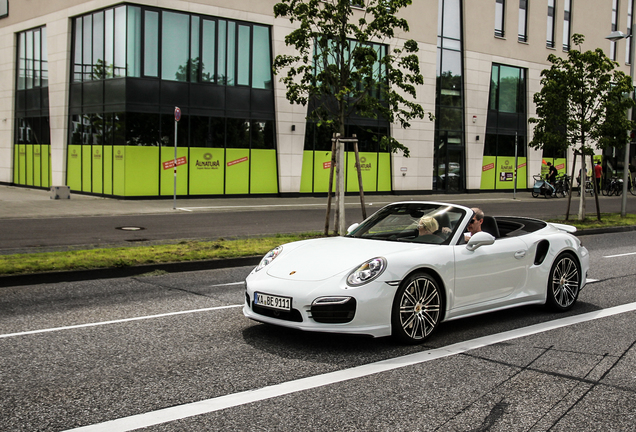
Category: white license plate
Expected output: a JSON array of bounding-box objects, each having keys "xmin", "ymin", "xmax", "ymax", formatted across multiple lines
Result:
[{"xmin": 254, "ymin": 292, "xmax": 291, "ymax": 311}]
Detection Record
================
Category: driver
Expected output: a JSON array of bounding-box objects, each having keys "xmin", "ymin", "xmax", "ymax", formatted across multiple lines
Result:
[{"xmin": 464, "ymin": 207, "xmax": 484, "ymax": 242}]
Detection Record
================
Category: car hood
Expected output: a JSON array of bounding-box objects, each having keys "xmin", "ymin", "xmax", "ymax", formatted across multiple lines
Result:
[{"xmin": 266, "ymin": 236, "xmax": 426, "ymax": 281}]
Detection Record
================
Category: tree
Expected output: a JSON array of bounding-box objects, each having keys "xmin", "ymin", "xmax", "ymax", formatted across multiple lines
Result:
[
  {"xmin": 273, "ymin": 0, "xmax": 428, "ymax": 234},
  {"xmin": 529, "ymin": 34, "xmax": 634, "ymax": 220}
]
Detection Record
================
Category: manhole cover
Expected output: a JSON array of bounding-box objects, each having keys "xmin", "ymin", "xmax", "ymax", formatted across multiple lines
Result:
[{"xmin": 116, "ymin": 226, "xmax": 146, "ymax": 231}]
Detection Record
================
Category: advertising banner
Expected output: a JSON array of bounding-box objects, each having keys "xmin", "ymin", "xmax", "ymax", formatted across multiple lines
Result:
[
  {"xmin": 250, "ymin": 149, "xmax": 278, "ymax": 194},
  {"xmin": 189, "ymin": 148, "xmax": 224, "ymax": 195},
  {"xmin": 160, "ymin": 147, "xmax": 187, "ymax": 196}
]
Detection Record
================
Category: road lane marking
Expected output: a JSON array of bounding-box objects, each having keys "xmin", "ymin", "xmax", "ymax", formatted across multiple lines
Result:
[
  {"xmin": 0, "ymin": 305, "xmax": 242, "ymax": 339},
  {"xmin": 603, "ymin": 252, "xmax": 636, "ymax": 258},
  {"xmin": 208, "ymin": 282, "xmax": 245, "ymax": 287},
  {"xmin": 64, "ymin": 301, "xmax": 636, "ymax": 432}
]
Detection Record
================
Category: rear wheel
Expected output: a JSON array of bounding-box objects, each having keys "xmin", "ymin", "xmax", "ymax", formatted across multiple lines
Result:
[
  {"xmin": 546, "ymin": 253, "xmax": 580, "ymax": 311},
  {"xmin": 392, "ymin": 273, "xmax": 442, "ymax": 344}
]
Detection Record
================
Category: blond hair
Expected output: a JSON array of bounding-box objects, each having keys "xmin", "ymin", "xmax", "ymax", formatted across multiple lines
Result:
[{"xmin": 418, "ymin": 216, "xmax": 438, "ymax": 233}]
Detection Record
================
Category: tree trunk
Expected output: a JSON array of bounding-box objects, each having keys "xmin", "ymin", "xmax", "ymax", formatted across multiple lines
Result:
[
  {"xmin": 577, "ymin": 152, "xmax": 586, "ymax": 221},
  {"xmin": 591, "ymin": 154, "xmax": 602, "ymax": 221}
]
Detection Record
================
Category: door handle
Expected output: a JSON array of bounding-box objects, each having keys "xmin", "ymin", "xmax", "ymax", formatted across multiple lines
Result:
[{"xmin": 514, "ymin": 250, "xmax": 526, "ymax": 259}]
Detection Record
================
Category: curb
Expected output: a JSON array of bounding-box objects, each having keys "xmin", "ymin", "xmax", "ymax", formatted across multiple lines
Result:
[
  {"xmin": 574, "ymin": 225, "xmax": 636, "ymax": 236},
  {"xmin": 0, "ymin": 256, "xmax": 262, "ymax": 288}
]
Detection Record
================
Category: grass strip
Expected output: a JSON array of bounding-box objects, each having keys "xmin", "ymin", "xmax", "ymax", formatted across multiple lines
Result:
[
  {"xmin": 547, "ymin": 212, "xmax": 636, "ymax": 230},
  {"xmin": 0, "ymin": 233, "xmax": 323, "ymax": 276}
]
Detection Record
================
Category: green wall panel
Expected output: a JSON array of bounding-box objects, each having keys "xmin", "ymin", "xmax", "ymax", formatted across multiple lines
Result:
[
  {"xmin": 41, "ymin": 146, "xmax": 51, "ymax": 188},
  {"xmin": 189, "ymin": 148, "xmax": 225, "ymax": 195},
  {"xmin": 17, "ymin": 145, "xmax": 26, "ymax": 185},
  {"xmin": 67, "ymin": 145, "xmax": 82, "ymax": 191},
  {"xmin": 495, "ymin": 156, "xmax": 527, "ymax": 190},
  {"xmin": 113, "ymin": 146, "xmax": 125, "ymax": 196},
  {"xmin": 103, "ymin": 146, "xmax": 113, "ymax": 195},
  {"xmin": 125, "ymin": 146, "xmax": 159, "ymax": 196},
  {"xmin": 25, "ymin": 145, "xmax": 34, "ymax": 186},
  {"xmin": 92, "ymin": 146, "xmax": 104, "ymax": 194},
  {"xmin": 480, "ymin": 156, "xmax": 496, "ymax": 190},
  {"xmin": 250, "ymin": 149, "xmax": 278, "ymax": 194},
  {"xmin": 13, "ymin": 145, "xmax": 19, "ymax": 184},
  {"xmin": 300, "ymin": 151, "xmax": 314, "ymax": 193},
  {"xmin": 160, "ymin": 147, "xmax": 189, "ymax": 196},
  {"xmin": 377, "ymin": 153, "xmax": 391, "ymax": 192},
  {"xmin": 82, "ymin": 145, "xmax": 92, "ymax": 192},
  {"xmin": 312, "ymin": 151, "xmax": 335, "ymax": 193},
  {"xmin": 225, "ymin": 149, "xmax": 250, "ymax": 194},
  {"xmin": 346, "ymin": 152, "xmax": 378, "ymax": 192},
  {"xmin": 33, "ymin": 145, "xmax": 42, "ymax": 186}
]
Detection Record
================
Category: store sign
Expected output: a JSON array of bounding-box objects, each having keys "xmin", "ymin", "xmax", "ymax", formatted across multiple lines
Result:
[
  {"xmin": 227, "ymin": 156, "xmax": 248, "ymax": 167},
  {"xmin": 163, "ymin": 156, "xmax": 187, "ymax": 170}
]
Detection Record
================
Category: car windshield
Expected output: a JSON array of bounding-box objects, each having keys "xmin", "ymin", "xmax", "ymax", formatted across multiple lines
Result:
[{"xmin": 347, "ymin": 203, "xmax": 465, "ymax": 245}]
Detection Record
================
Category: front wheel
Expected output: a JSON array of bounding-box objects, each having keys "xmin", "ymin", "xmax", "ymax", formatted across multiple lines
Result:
[
  {"xmin": 546, "ymin": 253, "xmax": 580, "ymax": 312},
  {"xmin": 392, "ymin": 273, "xmax": 443, "ymax": 344},
  {"xmin": 532, "ymin": 190, "xmax": 539, "ymax": 198}
]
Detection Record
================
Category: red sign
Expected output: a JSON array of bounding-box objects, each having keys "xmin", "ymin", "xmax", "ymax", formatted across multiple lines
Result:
[
  {"xmin": 482, "ymin": 163, "xmax": 495, "ymax": 172},
  {"xmin": 556, "ymin": 163, "xmax": 565, "ymax": 170},
  {"xmin": 323, "ymin": 161, "xmax": 332, "ymax": 169},
  {"xmin": 163, "ymin": 156, "xmax": 187, "ymax": 170},
  {"xmin": 227, "ymin": 156, "xmax": 248, "ymax": 167},
  {"xmin": 517, "ymin": 162, "xmax": 527, "ymax": 169},
  {"xmin": 174, "ymin": 107, "xmax": 181, "ymax": 122}
]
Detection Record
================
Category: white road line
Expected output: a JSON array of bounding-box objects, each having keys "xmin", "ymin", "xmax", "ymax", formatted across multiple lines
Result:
[
  {"xmin": 64, "ymin": 302, "xmax": 636, "ymax": 432},
  {"xmin": 0, "ymin": 305, "xmax": 242, "ymax": 339},
  {"xmin": 586, "ymin": 278, "xmax": 599, "ymax": 283},
  {"xmin": 603, "ymin": 252, "xmax": 636, "ymax": 258},
  {"xmin": 208, "ymin": 281, "xmax": 245, "ymax": 287}
]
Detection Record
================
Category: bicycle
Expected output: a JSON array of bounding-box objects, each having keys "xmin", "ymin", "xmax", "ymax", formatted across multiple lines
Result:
[
  {"xmin": 602, "ymin": 177, "xmax": 623, "ymax": 196},
  {"xmin": 554, "ymin": 174, "xmax": 571, "ymax": 197},
  {"xmin": 577, "ymin": 176, "xmax": 594, "ymax": 196},
  {"xmin": 629, "ymin": 171, "xmax": 636, "ymax": 196}
]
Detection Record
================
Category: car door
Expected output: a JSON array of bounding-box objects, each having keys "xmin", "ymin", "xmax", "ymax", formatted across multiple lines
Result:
[{"xmin": 451, "ymin": 236, "xmax": 530, "ymax": 311}]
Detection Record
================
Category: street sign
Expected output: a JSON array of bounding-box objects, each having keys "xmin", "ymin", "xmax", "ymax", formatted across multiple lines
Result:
[{"xmin": 174, "ymin": 107, "xmax": 181, "ymax": 122}]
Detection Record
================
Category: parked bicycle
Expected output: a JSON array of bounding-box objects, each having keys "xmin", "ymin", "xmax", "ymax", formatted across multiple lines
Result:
[
  {"xmin": 576, "ymin": 175, "xmax": 594, "ymax": 196},
  {"xmin": 602, "ymin": 177, "xmax": 623, "ymax": 196},
  {"xmin": 554, "ymin": 174, "xmax": 571, "ymax": 197},
  {"xmin": 628, "ymin": 171, "xmax": 636, "ymax": 196}
]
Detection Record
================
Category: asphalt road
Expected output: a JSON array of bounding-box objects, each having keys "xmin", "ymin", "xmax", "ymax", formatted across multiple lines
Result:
[
  {"xmin": 1, "ymin": 192, "xmax": 635, "ymax": 253},
  {"xmin": 1, "ymin": 231, "xmax": 635, "ymax": 431}
]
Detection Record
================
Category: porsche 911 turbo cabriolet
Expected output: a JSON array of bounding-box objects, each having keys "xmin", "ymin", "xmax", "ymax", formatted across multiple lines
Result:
[{"xmin": 243, "ymin": 202, "xmax": 589, "ymax": 344}]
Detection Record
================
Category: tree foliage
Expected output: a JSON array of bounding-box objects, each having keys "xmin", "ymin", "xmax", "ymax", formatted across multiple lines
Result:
[
  {"xmin": 529, "ymin": 34, "xmax": 634, "ymax": 155},
  {"xmin": 273, "ymin": 0, "xmax": 427, "ymax": 156}
]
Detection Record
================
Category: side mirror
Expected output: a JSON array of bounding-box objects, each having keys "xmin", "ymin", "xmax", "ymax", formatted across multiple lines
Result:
[
  {"xmin": 466, "ymin": 231, "xmax": 495, "ymax": 251},
  {"xmin": 347, "ymin": 223, "xmax": 360, "ymax": 234}
]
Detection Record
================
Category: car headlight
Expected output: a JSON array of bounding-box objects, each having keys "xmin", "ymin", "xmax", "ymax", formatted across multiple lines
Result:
[
  {"xmin": 347, "ymin": 257, "xmax": 387, "ymax": 286},
  {"xmin": 254, "ymin": 246, "xmax": 283, "ymax": 272}
]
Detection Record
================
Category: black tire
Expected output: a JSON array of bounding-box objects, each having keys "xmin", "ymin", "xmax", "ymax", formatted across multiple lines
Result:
[
  {"xmin": 602, "ymin": 183, "xmax": 609, "ymax": 196},
  {"xmin": 630, "ymin": 178, "xmax": 636, "ymax": 196},
  {"xmin": 532, "ymin": 190, "xmax": 539, "ymax": 198},
  {"xmin": 391, "ymin": 272, "xmax": 443, "ymax": 344},
  {"xmin": 546, "ymin": 253, "xmax": 580, "ymax": 312}
]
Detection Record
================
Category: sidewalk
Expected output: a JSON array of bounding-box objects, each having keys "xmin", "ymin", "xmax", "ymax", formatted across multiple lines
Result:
[{"xmin": 0, "ymin": 184, "xmax": 538, "ymax": 220}]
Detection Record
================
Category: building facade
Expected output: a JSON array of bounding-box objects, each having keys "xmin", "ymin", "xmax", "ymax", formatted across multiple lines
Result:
[{"xmin": 1, "ymin": 0, "xmax": 633, "ymax": 197}]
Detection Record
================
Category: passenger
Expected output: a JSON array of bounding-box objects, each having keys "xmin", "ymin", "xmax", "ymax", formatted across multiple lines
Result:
[
  {"xmin": 464, "ymin": 207, "xmax": 484, "ymax": 242},
  {"xmin": 415, "ymin": 216, "xmax": 442, "ymax": 243}
]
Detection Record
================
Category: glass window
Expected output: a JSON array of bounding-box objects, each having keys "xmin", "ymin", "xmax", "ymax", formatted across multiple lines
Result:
[
  {"xmin": 202, "ymin": 20, "xmax": 216, "ymax": 83},
  {"xmin": 252, "ymin": 25, "xmax": 271, "ymax": 89},
  {"xmin": 127, "ymin": 112, "xmax": 160, "ymax": 146},
  {"xmin": 93, "ymin": 12, "xmax": 104, "ymax": 79},
  {"xmin": 144, "ymin": 11, "xmax": 159, "ymax": 77},
  {"xmin": 190, "ymin": 116, "xmax": 225, "ymax": 147},
  {"xmin": 83, "ymin": 14, "xmax": 92, "ymax": 81},
  {"xmin": 160, "ymin": 113, "xmax": 188, "ymax": 146},
  {"xmin": 546, "ymin": 0, "xmax": 555, "ymax": 48},
  {"xmin": 563, "ymin": 0, "xmax": 571, "ymax": 51},
  {"xmin": 41, "ymin": 27, "xmax": 48, "ymax": 87},
  {"xmin": 161, "ymin": 11, "xmax": 190, "ymax": 81},
  {"xmin": 105, "ymin": 9, "xmax": 114, "ymax": 78},
  {"xmin": 495, "ymin": 0, "xmax": 505, "ymax": 37},
  {"xmin": 237, "ymin": 25, "xmax": 250, "ymax": 86},
  {"xmin": 127, "ymin": 6, "xmax": 141, "ymax": 77},
  {"xmin": 114, "ymin": 6, "xmax": 126, "ymax": 77},
  {"xmin": 218, "ymin": 20, "xmax": 227, "ymax": 84},
  {"xmin": 33, "ymin": 29, "xmax": 41, "ymax": 87},
  {"xmin": 18, "ymin": 32, "xmax": 26, "ymax": 89},
  {"xmin": 190, "ymin": 17, "xmax": 200, "ymax": 82},
  {"xmin": 225, "ymin": 118, "xmax": 250, "ymax": 148},
  {"xmin": 518, "ymin": 0, "xmax": 527, "ymax": 42},
  {"xmin": 443, "ymin": 0, "xmax": 461, "ymax": 40},
  {"xmin": 227, "ymin": 22, "xmax": 236, "ymax": 86},
  {"xmin": 251, "ymin": 120, "xmax": 275, "ymax": 149}
]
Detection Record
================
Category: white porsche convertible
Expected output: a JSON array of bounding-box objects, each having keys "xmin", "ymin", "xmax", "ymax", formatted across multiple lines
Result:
[{"xmin": 243, "ymin": 202, "xmax": 589, "ymax": 344}]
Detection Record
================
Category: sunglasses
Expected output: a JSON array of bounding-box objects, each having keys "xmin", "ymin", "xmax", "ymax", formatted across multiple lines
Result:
[{"xmin": 469, "ymin": 219, "xmax": 478, "ymax": 225}]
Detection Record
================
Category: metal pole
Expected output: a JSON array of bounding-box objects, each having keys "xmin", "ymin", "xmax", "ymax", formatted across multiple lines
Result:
[
  {"xmin": 513, "ymin": 132, "xmax": 518, "ymax": 200},
  {"xmin": 173, "ymin": 119, "xmax": 178, "ymax": 210},
  {"xmin": 622, "ymin": 0, "xmax": 635, "ymax": 217}
]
